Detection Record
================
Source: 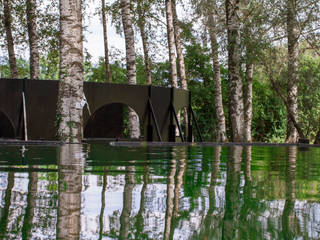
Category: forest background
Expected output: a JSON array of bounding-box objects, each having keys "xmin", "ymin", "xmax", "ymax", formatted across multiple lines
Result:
[{"xmin": 0, "ymin": 0, "xmax": 319, "ymax": 143}]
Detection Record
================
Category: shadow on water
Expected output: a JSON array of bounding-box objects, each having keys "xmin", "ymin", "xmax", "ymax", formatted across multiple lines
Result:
[{"xmin": 0, "ymin": 144, "xmax": 320, "ymax": 239}]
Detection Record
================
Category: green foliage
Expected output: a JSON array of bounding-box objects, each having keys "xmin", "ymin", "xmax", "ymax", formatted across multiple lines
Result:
[
  {"xmin": 252, "ymin": 77, "xmax": 286, "ymax": 142},
  {"xmin": 298, "ymin": 54, "xmax": 320, "ymax": 141}
]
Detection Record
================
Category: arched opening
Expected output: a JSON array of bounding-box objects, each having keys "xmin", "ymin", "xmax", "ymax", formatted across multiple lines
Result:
[
  {"xmin": 0, "ymin": 111, "xmax": 15, "ymax": 139},
  {"xmin": 84, "ymin": 103, "xmax": 142, "ymax": 140}
]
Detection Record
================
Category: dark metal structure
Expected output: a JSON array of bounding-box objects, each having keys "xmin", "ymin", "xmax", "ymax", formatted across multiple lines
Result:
[{"xmin": 0, "ymin": 78, "xmax": 202, "ymax": 142}]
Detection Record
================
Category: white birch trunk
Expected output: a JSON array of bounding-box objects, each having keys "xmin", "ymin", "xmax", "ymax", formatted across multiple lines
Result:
[
  {"xmin": 57, "ymin": 0, "xmax": 84, "ymax": 143},
  {"xmin": 137, "ymin": 0, "xmax": 152, "ymax": 85},
  {"xmin": 207, "ymin": 12, "xmax": 227, "ymax": 142},
  {"xmin": 226, "ymin": 0, "xmax": 244, "ymax": 142},
  {"xmin": 26, "ymin": 0, "xmax": 40, "ymax": 79},
  {"xmin": 171, "ymin": 0, "xmax": 186, "ymax": 90},
  {"xmin": 3, "ymin": 0, "xmax": 18, "ymax": 78},
  {"xmin": 120, "ymin": 0, "xmax": 140, "ymax": 139},
  {"xmin": 286, "ymin": 0, "xmax": 299, "ymax": 143},
  {"xmin": 165, "ymin": 0, "xmax": 178, "ymax": 88},
  {"xmin": 102, "ymin": 0, "xmax": 111, "ymax": 83},
  {"xmin": 244, "ymin": 62, "xmax": 253, "ymax": 142}
]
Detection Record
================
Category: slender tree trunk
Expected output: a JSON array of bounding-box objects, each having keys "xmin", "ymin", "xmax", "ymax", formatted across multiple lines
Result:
[
  {"xmin": 171, "ymin": 0, "xmax": 187, "ymax": 135},
  {"xmin": 26, "ymin": 0, "xmax": 40, "ymax": 79},
  {"xmin": 226, "ymin": 0, "xmax": 244, "ymax": 142},
  {"xmin": 165, "ymin": 0, "xmax": 178, "ymax": 88},
  {"xmin": 171, "ymin": 0, "xmax": 186, "ymax": 90},
  {"xmin": 207, "ymin": 11, "xmax": 227, "ymax": 142},
  {"xmin": 120, "ymin": 0, "xmax": 140, "ymax": 139},
  {"xmin": 3, "ymin": 0, "xmax": 18, "ymax": 78},
  {"xmin": 286, "ymin": 0, "xmax": 299, "ymax": 143},
  {"xmin": 57, "ymin": 0, "xmax": 84, "ymax": 143},
  {"xmin": 244, "ymin": 62, "xmax": 253, "ymax": 142},
  {"xmin": 101, "ymin": 0, "xmax": 111, "ymax": 83},
  {"xmin": 137, "ymin": 1, "xmax": 152, "ymax": 85}
]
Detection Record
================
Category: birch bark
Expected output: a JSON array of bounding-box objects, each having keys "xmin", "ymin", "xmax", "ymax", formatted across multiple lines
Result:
[
  {"xmin": 57, "ymin": 0, "xmax": 84, "ymax": 143},
  {"xmin": 120, "ymin": 0, "xmax": 140, "ymax": 139},
  {"xmin": 3, "ymin": 0, "xmax": 18, "ymax": 78},
  {"xmin": 243, "ymin": 62, "xmax": 253, "ymax": 142},
  {"xmin": 171, "ymin": 0, "xmax": 186, "ymax": 90},
  {"xmin": 226, "ymin": 0, "xmax": 244, "ymax": 142},
  {"xmin": 165, "ymin": 0, "xmax": 178, "ymax": 88},
  {"xmin": 26, "ymin": 0, "xmax": 40, "ymax": 79},
  {"xmin": 137, "ymin": 0, "xmax": 152, "ymax": 85},
  {"xmin": 102, "ymin": 0, "xmax": 111, "ymax": 83},
  {"xmin": 286, "ymin": 0, "xmax": 299, "ymax": 143},
  {"xmin": 207, "ymin": 10, "xmax": 227, "ymax": 142}
]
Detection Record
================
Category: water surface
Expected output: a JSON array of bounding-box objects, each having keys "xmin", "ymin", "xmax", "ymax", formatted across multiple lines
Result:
[{"xmin": 0, "ymin": 144, "xmax": 320, "ymax": 239}]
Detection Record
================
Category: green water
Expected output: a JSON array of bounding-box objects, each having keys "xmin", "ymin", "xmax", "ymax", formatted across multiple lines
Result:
[{"xmin": 0, "ymin": 144, "xmax": 320, "ymax": 239}]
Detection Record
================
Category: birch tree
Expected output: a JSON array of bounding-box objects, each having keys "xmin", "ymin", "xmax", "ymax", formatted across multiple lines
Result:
[
  {"xmin": 101, "ymin": 0, "xmax": 111, "ymax": 83},
  {"xmin": 26, "ymin": 0, "xmax": 40, "ymax": 79},
  {"xmin": 286, "ymin": 0, "xmax": 299, "ymax": 143},
  {"xmin": 206, "ymin": 2, "xmax": 227, "ymax": 142},
  {"xmin": 137, "ymin": 0, "xmax": 152, "ymax": 85},
  {"xmin": 120, "ymin": 0, "xmax": 140, "ymax": 139},
  {"xmin": 165, "ymin": 0, "xmax": 178, "ymax": 88},
  {"xmin": 3, "ymin": 0, "xmax": 18, "ymax": 78},
  {"xmin": 171, "ymin": 0, "xmax": 186, "ymax": 89},
  {"xmin": 57, "ymin": 0, "xmax": 84, "ymax": 142},
  {"xmin": 226, "ymin": 0, "xmax": 244, "ymax": 142}
]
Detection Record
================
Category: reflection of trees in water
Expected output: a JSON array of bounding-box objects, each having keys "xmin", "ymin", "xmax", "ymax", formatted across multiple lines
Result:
[
  {"xmin": 282, "ymin": 146, "xmax": 298, "ymax": 239},
  {"xmin": 2, "ymin": 145, "xmax": 320, "ymax": 239},
  {"xmin": 198, "ymin": 146, "xmax": 222, "ymax": 239},
  {"xmin": 0, "ymin": 172, "xmax": 14, "ymax": 240},
  {"xmin": 57, "ymin": 144, "xmax": 83, "ymax": 239},
  {"xmin": 163, "ymin": 149, "xmax": 176, "ymax": 240},
  {"xmin": 119, "ymin": 165, "xmax": 135, "ymax": 240},
  {"xmin": 22, "ymin": 167, "xmax": 38, "ymax": 240},
  {"xmin": 169, "ymin": 148, "xmax": 186, "ymax": 239},
  {"xmin": 222, "ymin": 146, "xmax": 242, "ymax": 240},
  {"xmin": 99, "ymin": 167, "xmax": 108, "ymax": 240},
  {"xmin": 134, "ymin": 164, "xmax": 148, "ymax": 238}
]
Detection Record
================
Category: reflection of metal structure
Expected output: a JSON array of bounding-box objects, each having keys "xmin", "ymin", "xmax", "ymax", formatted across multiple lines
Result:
[{"xmin": 0, "ymin": 78, "xmax": 202, "ymax": 142}]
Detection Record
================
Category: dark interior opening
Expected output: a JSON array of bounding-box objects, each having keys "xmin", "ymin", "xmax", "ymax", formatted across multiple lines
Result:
[
  {"xmin": 0, "ymin": 111, "xmax": 15, "ymax": 139},
  {"xmin": 84, "ymin": 103, "xmax": 124, "ymax": 139}
]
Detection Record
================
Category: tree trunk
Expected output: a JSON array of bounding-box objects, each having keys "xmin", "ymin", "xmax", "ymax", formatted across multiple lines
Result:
[
  {"xmin": 101, "ymin": 0, "xmax": 111, "ymax": 83},
  {"xmin": 137, "ymin": 0, "xmax": 152, "ymax": 85},
  {"xmin": 26, "ymin": 0, "xmax": 40, "ymax": 79},
  {"xmin": 120, "ymin": 0, "xmax": 140, "ymax": 139},
  {"xmin": 244, "ymin": 62, "xmax": 253, "ymax": 142},
  {"xmin": 171, "ymin": 0, "xmax": 186, "ymax": 90},
  {"xmin": 226, "ymin": 0, "xmax": 244, "ymax": 142},
  {"xmin": 171, "ymin": 0, "xmax": 187, "ymax": 136},
  {"xmin": 3, "ymin": 0, "xmax": 18, "ymax": 78},
  {"xmin": 57, "ymin": 0, "xmax": 84, "ymax": 143},
  {"xmin": 286, "ymin": 0, "xmax": 299, "ymax": 143},
  {"xmin": 165, "ymin": 0, "xmax": 178, "ymax": 88},
  {"xmin": 207, "ymin": 11, "xmax": 227, "ymax": 142}
]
